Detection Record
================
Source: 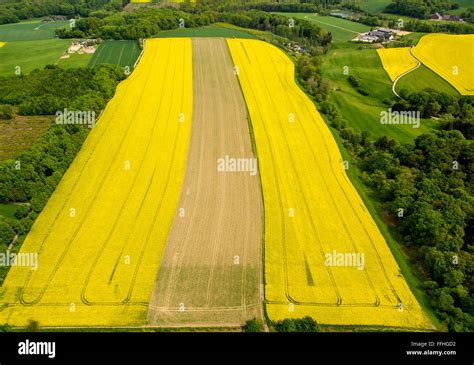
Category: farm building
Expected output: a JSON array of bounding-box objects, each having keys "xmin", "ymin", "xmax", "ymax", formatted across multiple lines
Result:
[{"xmin": 355, "ymin": 29, "xmax": 394, "ymax": 43}]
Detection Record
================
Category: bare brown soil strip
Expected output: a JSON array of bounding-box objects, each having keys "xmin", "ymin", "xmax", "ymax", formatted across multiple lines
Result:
[{"xmin": 147, "ymin": 38, "xmax": 263, "ymax": 326}]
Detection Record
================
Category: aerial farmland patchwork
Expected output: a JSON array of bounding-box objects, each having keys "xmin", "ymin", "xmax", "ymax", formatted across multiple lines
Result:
[{"xmin": 0, "ymin": 0, "xmax": 472, "ymax": 358}]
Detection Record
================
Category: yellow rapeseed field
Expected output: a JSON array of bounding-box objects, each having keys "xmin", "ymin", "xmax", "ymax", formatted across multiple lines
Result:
[
  {"xmin": 0, "ymin": 42, "xmax": 5, "ymax": 48},
  {"xmin": 227, "ymin": 39, "xmax": 432, "ymax": 329},
  {"xmin": 412, "ymin": 34, "xmax": 474, "ymax": 95},
  {"xmin": 0, "ymin": 38, "xmax": 193, "ymax": 327},
  {"xmin": 377, "ymin": 47, "xmax": 418, "ymax": 82}
]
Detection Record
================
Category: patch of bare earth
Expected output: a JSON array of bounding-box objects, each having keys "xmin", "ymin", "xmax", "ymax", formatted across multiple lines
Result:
[
  {"xmin": 147, "ymin": 38, "xmax": 263, "ymax": 327},
  {"xmin": 0, "ymin": 115, "xmax": 53, "ymax": 161}
]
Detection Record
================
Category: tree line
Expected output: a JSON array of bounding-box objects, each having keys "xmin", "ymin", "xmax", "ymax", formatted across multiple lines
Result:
[
  {"xmin": 0, "ymin": 64, "xmax": 125, "ymax": 116},
  {"xmin": 385, "ymin": 0, "xmax": 456, "ymax": 19},
  {"xmin": 0, "ymin": 0, "xmax": 122, "ymax": 25},
  {"xmin": 0, "ymin": 64, "xmax": 124, "ymax": 255},
  {"xmin": 339, "ymin": 2, "xmax": 474, "ymax": 33},
  {"xmin": 56, "ymin": 8, "xmax": 332, "ymax": 51},
  {"xmin": 321, "ymin": 88, "xmax": 473, "ymax": 331}
]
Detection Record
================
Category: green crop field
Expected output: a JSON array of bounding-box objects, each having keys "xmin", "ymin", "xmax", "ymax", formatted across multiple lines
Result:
[
  {"xmin": 0, "ymin": 39, "xmax": 70, "ymax": 77},
  {"xmin": 395, "ymin": 63, "xmax": 460, "ymax": 96},
  {"xmin": 0, "ymin": 20, "xmax": 73, "ymax": 76},
  {"xmin": 447, "ymin": 0, "xmax": 472, "ymax": 15},
  {"xmin": 398, "ymin": 32, "xmax": 427, "ymax": 45},
  {"xmin": 0, "ymin": 204, "xmax": 17, "ymax": 220},
  {"xmin": 275, "ymin": 13, "xmax": 371, "ymax": 42},
  {"xmin": 350, "ymin": 0, "xmax": 392, "ymax": 14},
  {"xmin": 155, "ymin": 24, "xmax": 257, "ymax": 39},
  {"xmin": 87, "ymin": 40, "xmax": 142, "ymax": 69},
  {"xmin": 0, "ymin": 20, "xmax": 69, "ymax": 41},
  {"xmin": 321, "ymin": 43, "xmax": 437, "ymax": 143}
]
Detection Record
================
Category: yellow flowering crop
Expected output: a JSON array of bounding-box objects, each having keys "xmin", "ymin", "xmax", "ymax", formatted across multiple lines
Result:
[
  {"xmin": 0, "ymin": 38, "xmax": 193, "ymax": 327},
  {"xmin": 412, "ymin": 34, "xmax": 474, "ymax": 95},
  {"xmin": 377, "ymin": 47, "xmax": 418, "ymax": 82},
  {"xmin": 227, "ymin": 39, "xmax": 432, "ymax": 329}
]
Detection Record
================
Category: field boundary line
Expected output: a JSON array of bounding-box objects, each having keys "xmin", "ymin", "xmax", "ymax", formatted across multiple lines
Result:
[
  {"xmin": 392, "ymin": 47, "xmax": 421, "ymax": 98},
  {"xmin": 225, "ymin": 39, "xmax": 266, "ymax": 327}
]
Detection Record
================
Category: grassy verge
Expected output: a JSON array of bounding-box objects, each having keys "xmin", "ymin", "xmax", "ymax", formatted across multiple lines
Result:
[{"xmin": 7, "ymin": 325, "xmax": 243, "ymax": 332}]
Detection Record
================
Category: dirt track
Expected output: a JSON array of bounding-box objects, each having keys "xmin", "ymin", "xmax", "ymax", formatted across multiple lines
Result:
[{"xmin": 147, "ymin": 38, "xmax": 263, "ymax": 326}]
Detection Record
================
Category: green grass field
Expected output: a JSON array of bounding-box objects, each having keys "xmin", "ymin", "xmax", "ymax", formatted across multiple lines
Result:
[
  {"xmin": 0, "ymin": 20, "xmax": 74, "ymax": 76},
  {"xmin": 275, "ymin": 13, "xmax": 371, "ymax": 42},
  {"xmin": 0, "ymin": 204, "xmax": 17, "ymax": 220},
  {"xmin": 398, "ymin": 32, "xmax": 426, "ymax": 45},
  {"xmin": 57, "ymin": 53, "xmax": 93, "ymax": 69},
  {"xmin": 395, "ymin": 63, "xmax": 460, "ymax": 96},
  {"xmin": 0, "ymin": 39, "xmax": 70, "ymax": 77},
  {"xmin": 322, "ymin": 43, "xmax": 437, "ymax": 143},
  {"xmin": 154, "ymin": 24, "xmax": 257, "ymax": 39},
  {"xmin": 447, "ymin": 0, "xmax": 472, "ymax": 15},
  {"xmin": 87, "ymin": 40, "xmax": 142, "ymax": 69},
  {"xmin": 0, "ymin": 20, "xmax": 69, "ymax": 42},
  {"xmin": 351, "ymin": 0, "xmax": 392, "ymax": 14}
]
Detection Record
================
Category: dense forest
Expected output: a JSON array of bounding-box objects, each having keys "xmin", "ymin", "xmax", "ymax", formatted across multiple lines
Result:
[
  {"xmin": 0, "ymin": 65, "xmax": 125, "ymax": 115},
  {"xmin": 0, "ymin": 65, "xmax": 124, "ymax": 255},
  {"xmin": 0, "ymin": 0, "xmax": 122, "ymax": 25},
  {"xmin": 385, "ymin": 0, "xmax": 455, "ymax": 19},
  {"xmin": 56, "ymin": 8, "xmax": 332, "ymax": 51}
]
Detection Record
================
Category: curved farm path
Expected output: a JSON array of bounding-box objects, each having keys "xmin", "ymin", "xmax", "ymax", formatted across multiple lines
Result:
[
  {"xmin": 392, "ymin": 47, "xmax": 421, "ymax": 98},
  {"xmin": 147, "ymin": 38, "xmax": 263, "ymax": 326}
]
